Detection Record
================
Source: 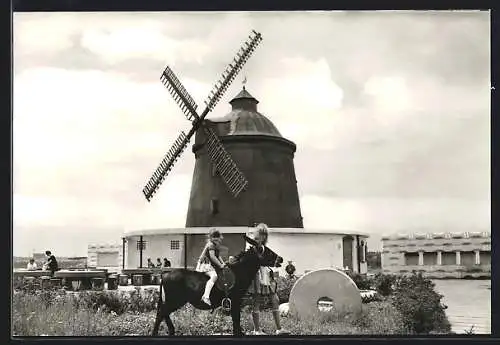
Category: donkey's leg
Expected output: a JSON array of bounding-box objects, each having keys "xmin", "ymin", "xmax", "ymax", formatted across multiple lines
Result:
[
  {"xmin": 152, "ymin": 281, "xmax": 185, "ymax": 336},
  {"xmin": 230, "ymin": 299, "xmax": 244, "ymax": 337},
  {"xmin": 163, "ymin": 302, "xmax": 186, "ymax": 336},
  {"xmin": 152, "ymin": 303, "xmax": 163, "ymax": 336},
  {"xmin": 152, "ymin": 283, "xmax": 165, "ymax": 336},
  {"xmin": 165, "ymin": 312, "xmax": 175, "ymax": 336}
]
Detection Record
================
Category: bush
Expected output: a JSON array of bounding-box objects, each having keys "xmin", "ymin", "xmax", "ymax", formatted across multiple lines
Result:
[
  {"xmin": 391, "ymin": 272, "xmax": 451, "ymax": 334},
  {"xmin": 275, "ymin": 275, "xmax": 298, "ymax": 304},
  {"xmin": 354, "ymin": 301, "xmax": 408, "ymax": 334},
  {"xmin": 372, "ymin": 273, "xmax": 397, "ymax": 296},
  {"xmin": 12, "ymin": 282, "xmax": 450, "ymax": 336},
  {"xmin": 75, "ymin": 288, "xmax": 159, "ymax": 315},
  {"xmin": 347, "ymin": 273, "xmax": 373, "ymax": 290}
]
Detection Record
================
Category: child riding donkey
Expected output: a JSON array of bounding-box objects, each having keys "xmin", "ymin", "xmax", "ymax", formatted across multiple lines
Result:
[{"xmin": 196, "ymin": 228, "xmax": 226, "ymax": 306}]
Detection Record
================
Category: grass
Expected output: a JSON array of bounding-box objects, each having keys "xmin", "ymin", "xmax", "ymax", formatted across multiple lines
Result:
[{"xmin": 12, "ymin": 289, "xmax": 409, "ymax": 336}]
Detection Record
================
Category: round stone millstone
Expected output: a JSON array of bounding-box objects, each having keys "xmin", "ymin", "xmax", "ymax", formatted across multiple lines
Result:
[{"xmin": 289, "ymin": 269, "xmax": 362, "ymax": 320}]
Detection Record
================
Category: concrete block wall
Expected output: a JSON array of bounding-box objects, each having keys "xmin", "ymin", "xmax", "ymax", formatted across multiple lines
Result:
[
  {"xmin": 87, "ymin": 243, "xmax": 122, "ymax": 272},
  {"xmin": 381, "ymin": 231, "xmax": 491, "ymax": 278}
]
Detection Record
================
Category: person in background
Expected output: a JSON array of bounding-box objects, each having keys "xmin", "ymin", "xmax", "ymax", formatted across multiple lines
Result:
[
  {"xmin": 247, "ymin": 223, "xmax": 289, "ymax": 335},
  {"xmin": 44, "ymin": 250, "xmax": 59, "ymax": 277},
  {"xmin": 163, "ymin": 258, "xmax": 171, "ymax": 268},
  {"xmin": 26, "ymin": 258, "xmax": 37, "ymax": 270},
  {"xmin": 147, "ymin": 258, "xmax": 155, "ymax": 268},
  {"xmin": 156, "ymin": 258, "xmax": 162, "ymax": 268},
  {"xmin": 285, "ymin": 260, "xmax": 296, "ymax": 278}
]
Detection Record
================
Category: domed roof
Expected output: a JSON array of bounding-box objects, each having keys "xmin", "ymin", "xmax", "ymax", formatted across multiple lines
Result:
[{"xmin": 210, "ymin": 87, "xmax": 282, "ymax": 138}]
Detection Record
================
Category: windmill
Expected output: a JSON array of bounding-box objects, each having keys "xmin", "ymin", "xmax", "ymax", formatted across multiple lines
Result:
[{"xmin": 142, "ymin": 30, "xmax": 263, "ymax": 202}]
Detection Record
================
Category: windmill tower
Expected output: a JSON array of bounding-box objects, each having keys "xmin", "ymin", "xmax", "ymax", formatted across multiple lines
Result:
[{"xmin": 186, "ymin": 85, "xmax": 303, "ymax": 228}]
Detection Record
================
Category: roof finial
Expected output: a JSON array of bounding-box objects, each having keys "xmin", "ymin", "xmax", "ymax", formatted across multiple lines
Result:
[{"xmin": 242, "ymin": 75, "xmax": 247, "ymax": 90}]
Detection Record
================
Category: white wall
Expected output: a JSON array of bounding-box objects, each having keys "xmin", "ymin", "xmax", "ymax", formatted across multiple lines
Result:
[
  {"xmin": 124, "ymin": 231, "xmax": 369, "ymax": 274},
  {"xmin": 87, "ymin": 244, "xmax": 122, "ymax": 272},
  {"xmin": 126, "ymin": 235, "xmax": 184, "ymax": 269},
  {"xmin": 266, "ymin": 233, "xmax": 346, "ymax": 275}
]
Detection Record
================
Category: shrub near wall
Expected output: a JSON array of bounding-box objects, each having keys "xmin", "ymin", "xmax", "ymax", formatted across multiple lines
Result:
[
  {"xmin": 348, "ymin": 273, "xmax": 372, "ymax": 290},
  {"xmin": 372, "ymin": 273, "xmax": 397, "ymax": 296},
  {"xmin": 391, "ymin": 272, "xmax": 451, "ymax": 334},
  {"xmin": 344, "ymin": 271, "xmax": 451, "ymax": 334},
  {"xmin": 275, "ymin": 276, "xmax": 298, "ymax": 303}
]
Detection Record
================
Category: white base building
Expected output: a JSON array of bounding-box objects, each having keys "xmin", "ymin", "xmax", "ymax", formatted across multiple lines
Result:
[{"xmin": 122, "ymin": 227, "xmax": 369, "ymax": 276}]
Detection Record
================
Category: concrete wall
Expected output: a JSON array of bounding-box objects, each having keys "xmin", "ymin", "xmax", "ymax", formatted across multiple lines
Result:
[
  {"xmin": 87, "ymin": 244, "xmax": 122, "ymax": 272},
  {"xmin": 381, "ymin": 231, "xmax": 491, "ymax": 278},
  {"xmin": 126, "ymin": 234, "xmax": 184, "ymax": 269},
  {"xmin": 126, "ymin": 233, "xmax": 247, "ymax": 269},
  {"xmin": 123, "ymin": 231, "xmax": 369, "ymax": 274},
  {"xmin": 265, "ymin": 233, "xmax": 368, "ymax": 276}
]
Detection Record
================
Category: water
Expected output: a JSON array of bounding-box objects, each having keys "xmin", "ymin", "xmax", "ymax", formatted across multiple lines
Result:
[{"xmin": 432, "ymin": 279, "xmax": 491, "ymax": 334}]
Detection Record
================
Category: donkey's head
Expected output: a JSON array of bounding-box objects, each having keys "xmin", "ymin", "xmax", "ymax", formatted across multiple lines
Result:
[{"xmin": 243, "ymin": 234, "xmax": 283, "ymax": 268}]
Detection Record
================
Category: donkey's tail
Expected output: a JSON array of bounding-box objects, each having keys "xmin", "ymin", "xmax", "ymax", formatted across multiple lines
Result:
[
  {"xmin": 152, "ymin": 275, "xmax": 165, "ymax": 336},
  {"xmin": 158, "ymin": 275, "xmax": 163, "ymax": 308}
]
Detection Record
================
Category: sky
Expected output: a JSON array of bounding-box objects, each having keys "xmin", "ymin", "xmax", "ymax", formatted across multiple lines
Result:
[{"xmin": 13, "ymin": 11, "xmax": 490, "ymax": 256}]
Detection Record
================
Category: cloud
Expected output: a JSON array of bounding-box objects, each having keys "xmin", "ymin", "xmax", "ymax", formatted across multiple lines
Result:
[
  {"xmin": 299, "ymin": 194, "xmax": 490, "ymax": 236},
  {"xmin": 13, "ymin": 11, "xmax": 490, "ymax": 256},
  {"xmin": 257, "ymin": 57, "xmax": 343, "ymax": 149},
  {"xmin": 14, "ymin": 66, "xmax": 209, "ymax": 170}
]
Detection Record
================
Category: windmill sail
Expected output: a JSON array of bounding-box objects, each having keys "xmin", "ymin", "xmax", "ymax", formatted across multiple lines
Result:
[
  {"xmin": 142, "ymin": 131, "xmax": 190, "ymax": 201},
  {"xmin": 160, "ymin": 66, "xmax": 199, "ymax": 122},
  {"xmin": 203, "ymin": 126, "xmax": 248, "ymax": 197},
  {"xmin": 204, "ymin": 30, "xmax": 262, "ymax": 112},
  {"xmin": 143, "ymin": 30, "xmax": 262, "ymax": 201}
]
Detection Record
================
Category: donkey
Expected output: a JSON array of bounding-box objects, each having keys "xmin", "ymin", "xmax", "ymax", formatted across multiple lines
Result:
[{"xmin": 152, "ymin": 235, "xmax": 283, "ymax": 336}]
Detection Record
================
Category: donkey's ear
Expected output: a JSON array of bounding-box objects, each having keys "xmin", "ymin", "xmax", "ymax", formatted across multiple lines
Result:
[{"xmin": 243, "ymin": 234, "xmax": 258, "ymax": 247}]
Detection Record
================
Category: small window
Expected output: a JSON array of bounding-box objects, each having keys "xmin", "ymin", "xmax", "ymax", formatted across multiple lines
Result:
[
  {"xmin": 136, "ymin": 240, "xmax": 147, "ymax": 250},
  {"xmin": 210, "ymin": 199, "xmax": 219, "ymax": 215},
  {"xmin": 171, "ymin": 240, "xmax": 180, "ymax": 250}
]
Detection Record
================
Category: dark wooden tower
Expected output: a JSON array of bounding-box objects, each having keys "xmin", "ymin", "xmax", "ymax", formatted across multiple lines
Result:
[{"xmin": 186, "ymin": 87, "xmax": 303, "ymax": 228}]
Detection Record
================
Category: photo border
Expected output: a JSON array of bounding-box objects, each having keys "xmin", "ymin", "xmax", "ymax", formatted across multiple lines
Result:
[{"xmin": 6, "ymin": 1, "xmax": 498, "ymax": 344}]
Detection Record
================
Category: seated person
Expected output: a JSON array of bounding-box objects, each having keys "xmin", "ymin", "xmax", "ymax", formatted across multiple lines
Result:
[
  {"xmin": 26, "ymin": 258, "xmax": 37, "ymax": 270},
  {"xmin": 147, "ymin": 258, "xmax": 155, "ymax": 268},
  {"xmin": 45, "ymin": 251, "xmax": 59, "ymax": 277},
  {"xmin": 163, "ymin": 258, "xmax": 171, "ymax": 268}
]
